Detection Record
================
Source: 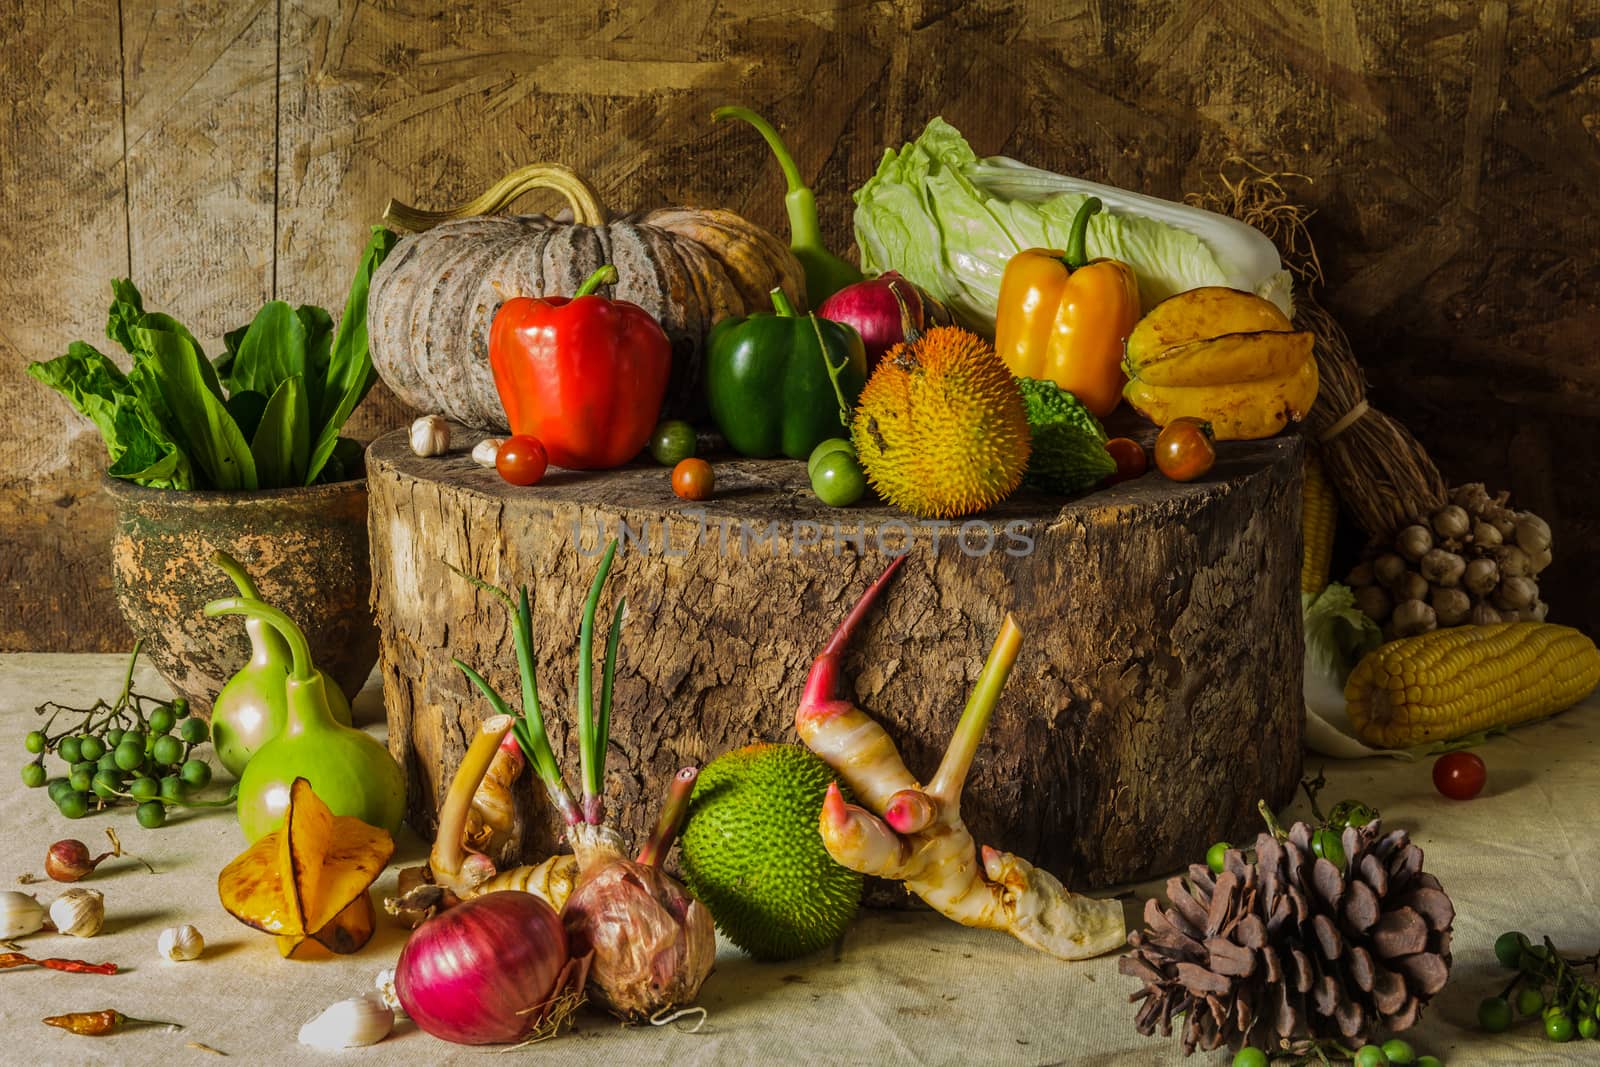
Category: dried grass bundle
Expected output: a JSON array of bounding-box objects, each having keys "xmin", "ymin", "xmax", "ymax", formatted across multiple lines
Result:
[{"xmin": 1188, "ymin": 162, "xmax": 1447, "ymax": 537}]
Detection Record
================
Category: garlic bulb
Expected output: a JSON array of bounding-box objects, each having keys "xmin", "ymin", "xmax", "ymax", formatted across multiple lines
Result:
[
  {"xmin": 374, "ymin": 968, "xmax": 403, "ymax": 1013},
  {"xmin": 158, "ymin": 924, "xmax": 205, "ymax": 961},
  {"xmin": 471, "ymin": 437, "xmax": 504, "ymax": 468},
  {"xmin": 298, "ymin": 993, "xmax": 394, "ymax": 1049},
  {"xmin": 0, "ymin": 891, "xmax": 45, "ymax": 938},
  {"xmin": 49, "ymin": 888, "xmax": 104, "ymax": 937},
  {"xmin": 409, "ymin": 414, "xmax": 451, "ymax": 457}
]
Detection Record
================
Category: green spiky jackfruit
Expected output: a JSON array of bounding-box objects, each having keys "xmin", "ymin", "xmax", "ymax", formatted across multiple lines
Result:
[
  {"xmin": 678, "ymin": 743, "xmax": 862, "ymax": 961},
  {"xmin": 1016, "ymin": 377, "xmax": 1115, "ymax": 495}
]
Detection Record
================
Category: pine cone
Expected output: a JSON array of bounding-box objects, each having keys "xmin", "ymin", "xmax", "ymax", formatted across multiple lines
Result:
[{"xmin": 1120, "ymin": 821, "xmax": 1454, "ymax": 1056}]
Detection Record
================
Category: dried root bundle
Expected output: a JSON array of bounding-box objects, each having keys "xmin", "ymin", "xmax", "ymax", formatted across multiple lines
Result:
[{"xmin": 1189, "ymin": 164, "xmax": 1448, "ymax": 540}]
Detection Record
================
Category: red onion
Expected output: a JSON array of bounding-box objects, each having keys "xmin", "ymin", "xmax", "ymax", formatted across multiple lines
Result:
[
  {"xmin": 395, "ymin": 891, "xmax": 586, "ymax": 1045},
  {"xmin": 817, "ymin": 272, "xmax": 950, "ymax": 368}
]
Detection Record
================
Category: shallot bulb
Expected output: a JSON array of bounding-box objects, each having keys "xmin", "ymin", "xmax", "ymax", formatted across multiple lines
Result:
[{"xmin": 561, "ymin": 824, "xmax": 716, "ymax": 1023}]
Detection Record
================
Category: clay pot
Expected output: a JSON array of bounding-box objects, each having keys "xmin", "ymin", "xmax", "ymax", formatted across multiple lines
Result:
[{"xmin": 105, "ymin": 476, "xmax": 377, "ymax": 716}]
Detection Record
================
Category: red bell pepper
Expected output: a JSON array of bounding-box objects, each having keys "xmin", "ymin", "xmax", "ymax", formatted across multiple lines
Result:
[{"xmin": 489, "ymin": 265, "xmax": 672, "ymax": 470}]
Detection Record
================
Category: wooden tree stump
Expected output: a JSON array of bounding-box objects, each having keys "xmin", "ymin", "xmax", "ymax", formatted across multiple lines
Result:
[{"xmin": 368, "ymin": 422, "xmax": 1305, "ymax": 891}]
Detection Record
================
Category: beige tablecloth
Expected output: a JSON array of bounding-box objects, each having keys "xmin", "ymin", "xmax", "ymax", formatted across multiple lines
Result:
[{"xmin": 1, "ymin": 653, "xmax": 1596, "ymax": 1065}]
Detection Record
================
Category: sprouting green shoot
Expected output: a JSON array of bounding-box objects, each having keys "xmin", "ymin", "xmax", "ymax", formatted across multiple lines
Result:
[
  {"xmin": 577, "ymin": 539, "xmax": 621, "ymax": 822},
  {"xmin": 597, "ymin": 596, "xmax": 627, "ymax": 783}
]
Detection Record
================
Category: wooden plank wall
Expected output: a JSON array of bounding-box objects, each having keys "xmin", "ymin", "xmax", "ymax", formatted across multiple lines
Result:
[{"xmin": 3, "ymin": 0, "xmax": 1598, "ymax": 650}]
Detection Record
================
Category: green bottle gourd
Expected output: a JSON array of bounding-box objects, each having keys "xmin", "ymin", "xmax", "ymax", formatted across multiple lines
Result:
[
  {"xmin": 203, "ymin": 596, "xmax": 404, "ymax": 841},
  {"xmin": 208, "ymin": 552, "xmax": 352, "ymax": 778}
]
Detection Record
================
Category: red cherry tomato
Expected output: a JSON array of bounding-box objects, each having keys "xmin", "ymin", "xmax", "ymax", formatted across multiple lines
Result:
[
  {"xmin": 1433, "ymin": 751, "xmax": 1486, "ymax": 800},
  {"xmin": 672, "ymin": 458, "xmax": 714, "ymax": 501},
  {"xmin": 496, "ymin": 434, "xmax": 548, "ymax": 486},
  {"xmin": 1154, "ymin": 417, "xmax": 1217, "ymax": 482},
  {"xmin": 1105, "ymin": 437, "xmax": 1148, "ymax": 485}
]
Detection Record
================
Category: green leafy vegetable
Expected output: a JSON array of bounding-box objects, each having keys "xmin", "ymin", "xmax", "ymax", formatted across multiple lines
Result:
[
  {"xmin": 1303, "ymin": 583, "xmax": 1382, "ymax": 680},
  {"xmin": 28, "ymin": 230, "xmax": 395, "ymax": 491},
  {"xmin": 852, "ymin": 118, "xmax": 1293, "ymax": 335}
]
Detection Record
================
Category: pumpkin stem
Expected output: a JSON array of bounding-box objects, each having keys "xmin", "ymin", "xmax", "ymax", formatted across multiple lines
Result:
[
  {"xmin": 383, "ymin": 163, "xmax": 609, "ymax": 231},
  {"xmin": 575, "ymin": 265, "xmax": 619, "ymax": 298}
]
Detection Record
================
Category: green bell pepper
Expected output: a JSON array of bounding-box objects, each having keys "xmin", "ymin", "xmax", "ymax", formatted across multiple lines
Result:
[{"xmin": 706, "ymin": 288, "xmax": 867, "ymax": 459}]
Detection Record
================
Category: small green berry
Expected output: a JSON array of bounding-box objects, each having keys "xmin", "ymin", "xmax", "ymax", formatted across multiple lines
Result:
[
  {"xmin": 57, "ymin": 791, "xmax": 90, "ymax": 819},
  {"xmin": 129, "ymin": 776, "xmax": 159, "ymax": 802},
  {"xmin": 1494, "ymin": 930, "xmax": 1529, "ymax": 969},
  {"xmin": 1479, "ymin": 995, "xmax": 1513, "ymax": 1032},
  {"xmin": 114, "ymin": 740, "xmax": 144, "ymax": 772},
  {"xmin": 1231, "ymin": 1049, "xmax": 1268, "ymax": 1067},
  {"xmin": 1381, "ymin": 1038, "xmax": 1416, "ymax": 1064},
  {"xmin": 171, "ymin": 697, "xmax": 190, "ymax": 719},
  {"xmin": 1516, "ymin": 986, "xmax": 1545, "ymax": 1016},
  {"xmin": 1579, "ymin": 1016, "xmax": 1598, "ymax": 1040},
  {"xmin": 648, "ymin": 420, "xmax": 697, "ymax": 466},
  {"xmin": 23, "ymin": 730, "xmax": 46, "ymax": 755},
  {"xmin": 1415, "ymin": 1057, "xmax": 1443, "ymax": 1067},
  {"xmin": 179, "ymin": 718, "xmax": 209, "ymax": 744},
  {"xmin": 136, "ymin": 800, "xmax": 167, "ymax": 829},
  {"xmin": 180, "ymin": 759, "xmax": 212, "ymax": 788},
  {"xmin": 47, "ymin": 778, "xmax": 74, "ymax": 805},
  {"xmin": 1353, "ymin": 1044, "xmax": 1387, "ymax": 1067},
  {"xmin": 148, "ymin": 706, "xmax": 176, "ymax": 735},
  {"xmin": 20, "ymin": 762, "xmax": 46, "ymax": 788},
  {"xmin": 78, "ymin": 736, "xmax": 105, "ymax": 761},
  {"xmin": 105, "ymin": 728, "xmax": 125, "ymax": 747},
  {"xmin": 1546, "ymin": 1012, "xmax": 1575, "ymax": 1043},
  {"xmin": 151, "ymin": 735, "xmax": 184, "ymax": 767},
  {"xmin": 159, "ymin": 775, "xmax": 187, "ymax": 803},
  {"xmin": 57, "ymin": 736, "xmax": 82, "ymax": 764},
  {"xmin": 1206, "ymin": 841, "xmax": 1231, "ymax": 875}
]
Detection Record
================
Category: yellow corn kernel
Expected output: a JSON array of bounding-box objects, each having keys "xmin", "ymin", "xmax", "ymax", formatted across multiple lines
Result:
[
  {"xmin": 1345, "ymin": 623, "xmax": 1600, "ymax": 747},
  {"xmin": 1301, "ymin": 452, "xmax": 1336, "ymax": 596}
]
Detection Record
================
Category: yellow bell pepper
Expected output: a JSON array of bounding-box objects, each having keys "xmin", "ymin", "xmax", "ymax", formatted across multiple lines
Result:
[{"xmin": 993, "ymin": 198, "xmax": 1140, "ymax": 417}]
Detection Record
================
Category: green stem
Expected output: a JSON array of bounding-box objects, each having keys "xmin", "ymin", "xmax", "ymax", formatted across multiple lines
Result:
[
  {"xmin": 815, "ymin": 313, "xmax": 854, "ymax": 430},
  {"xmin": 113, "ymin": 640, "xmax": 144, "ymax": 716},
  {"xmin": 574, "ymin": 264, "xmax": 618, "ymax": 298},
  {"xmin": 769, "ymin": 287, "xmax": 798, "ymax": 318},
  {"xmin": 210, "ymin": 550, "xmax": 262, "ymax": 599},
  {"xmin": 1258, "ymin": 798, "xmax": 1289, "ymax": 840},
  {"xmin": 203, "ymin": 598, "xmax": 312, "ymax": 680},
  {"xmin": 596, "ymin": 596, "xmax": 626, "ymax": 789},
  {"xmin": 927, "ymin": 615, "xmax": 1023, "ymax": 806},
  {"xmin": 1063, "ymin": 196, "xmax": 1102, "ymax": 270},
  {"xmin": 712, "ymin": 106, "xmax": 826, "ymax": 258},
  {"xmin": 578, "ymin": 539, "xmax": 620, "ymax": 822}
]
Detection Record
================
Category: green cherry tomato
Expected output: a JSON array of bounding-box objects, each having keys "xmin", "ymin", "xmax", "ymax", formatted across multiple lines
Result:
[
  {"xmin": 57, "ymin": 736, "xmax": 82, "ymax": 765},
  {"xmin": 23, "ymin": 730, "xmax": 46, "ymax": 755},
  {"xmin": 1231, "ymin": 1049, "xmax": 1268, "ymax": 1067},
  {"xmin": 180, "ymin": 759, "xmax": 212, "ymax": 789},
  {"xmin": 649, "ymin": 420, "xmax": 698, "ymax": 466},
  {"xmin": 1546, "ymin": 1013, "xmax": 1575, "ymax": 1042},
  {"xmin": 1381, "ymin": 1038, "xmax": 1416, "ymax": 1063},
  {"xmin": 78, "ymin": 736, "xmax": 105, "ymax": 761},
  {"xmin": 129, "ymin": 776, "xmax": 159, "ymax": 802},
  {"xmin": 807, "ymin": 437, "xmax": 855, "ymax": 480},
  {"xmin": 151, "ymin": 735, "xmax": 184, "ymax": 767},
  {"xmin": 136, "ymin": 800, "xmax": 168, "ymax": 829},
  {"xmin": 1353, "ymin": 1045, "xmax": 1387, "ymax": 1067},
  {"xmin": 179, "ymin": 718, "xmax": 209, "ymax": 745},
  {"xmin": 1311, "ymin": 827, "xmax": 1347, "ymax": 869},
  {"xmin": 1516, "ymin": 986, "xmax": 1546, "ymax": 1016},
  {"xmin": 114, "ymin": 740, "xmax": 144, "ymax": 771},
  {"xmin": 1479, "ymin": 996, "xmax": 1513, "ymax": 1032},
  {"xmin": 57, "ymin": 791, "xmax": 90, "ymax": 819},
  {"xmin": 812, "ymin": 451, "xmax": 866, "ymax": 507},
  {"xmin": 148, "ymin": 706, "xmax": 176, "ymax": 735},
  {"xmin": 1415, "ymin": 1057, "xmax": 1443, "ymax": 1067},
  {"xmin": 1495, "ymin": 931, "xmax": 1530, "ymax": 969},
  {"xmin": 21, "ymin": 762, "xmax": 46, "ymax": 788}
]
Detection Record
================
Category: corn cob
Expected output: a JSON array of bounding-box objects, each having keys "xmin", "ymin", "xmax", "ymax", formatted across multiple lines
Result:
[
  {"xmin": 1345, "ymin": 622, "xmax": 1600, "ymax": 746},
  {"xmin": 1301, "ymin": 451, "xmax": 1336, "ymax": 596}
]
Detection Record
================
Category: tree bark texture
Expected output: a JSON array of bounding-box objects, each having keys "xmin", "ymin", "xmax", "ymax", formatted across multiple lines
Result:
[{"xmin": 368, "ymin": 422, "xmax": 1305, "ymax": 891}]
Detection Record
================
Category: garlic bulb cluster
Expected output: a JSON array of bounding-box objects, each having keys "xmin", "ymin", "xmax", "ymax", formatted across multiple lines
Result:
[
  {"xmin": 409, "ymin": 414, "xmax": 451, "ymax": 457},
  {"xmin": 0, "ymin": 891, "xmax": 45, "ymax": 938},
  {"xmin": 471, "ymin": 437, "xmax": 504, "ymax": 468},
  {"xmin": 158, "ymin": 924, "xmax": 205, "ymax": 961},
  {"xmin": 1349, "ymin": 483, "xmax": 1553, "ymax": 638},
  {"xmin": 49, "ymin": 888, "xmax": 104, "ymax": 937},
  {"xmin": 298, "ymin": 992, "xmax": 394, "ymax": 1049}
]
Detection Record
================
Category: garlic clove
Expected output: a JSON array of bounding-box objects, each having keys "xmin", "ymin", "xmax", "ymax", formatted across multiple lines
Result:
[
  {"xmin": 48, "ymin": 887, "xmax": 104, "ymax": 938},
  {"xmin": 298, "ymin": 993, "xmax": 395, "ymax": 1049},
  {"xmin": 0, "ymin": 891, "xmax": 46, "ymax": 938},
  {"xmin": 471, "ymin": 437, "xmax": 505, "ymax": 468},
  {"xmin": 374, "ymin": 968, "xmax": 404, "ymax": 1014},
  {"xmin": 158, "ymin": 923, "xmax": 205, "ymax": 961},
  {"xmin": 409, "ymin": 414, "xmax": 451, "ymax": 457}
]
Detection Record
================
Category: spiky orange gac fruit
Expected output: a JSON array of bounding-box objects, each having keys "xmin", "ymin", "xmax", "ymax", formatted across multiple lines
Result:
[{"xmin": 850, "ymin": 326, "xmax": 1031, "ymax": 518}]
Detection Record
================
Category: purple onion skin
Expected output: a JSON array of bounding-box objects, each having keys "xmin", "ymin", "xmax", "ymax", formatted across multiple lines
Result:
[
  {"xmin": 816, "ymin": 272, "xmax": 931, "ymax": 369},
  {"xmin": 562, "ymin": 857, "xmax": 716, "ymax": 1022},
  {"xmin": 395, "ymin": 891, "xmax": 570, "ymax": 1045}
]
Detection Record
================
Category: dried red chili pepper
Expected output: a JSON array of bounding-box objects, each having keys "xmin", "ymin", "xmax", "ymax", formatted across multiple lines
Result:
[
  {"xmin": 43, "ymin": 1009, "xmax": 182, "ymax": 1036},
  {"xmin": 0, "ymin": 952, "xmax": 117, "ymax": 975}
]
